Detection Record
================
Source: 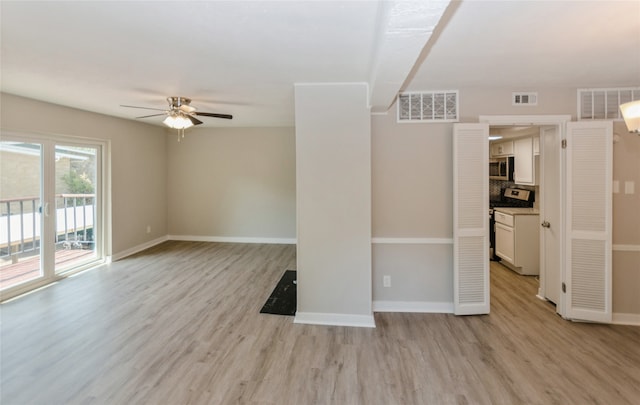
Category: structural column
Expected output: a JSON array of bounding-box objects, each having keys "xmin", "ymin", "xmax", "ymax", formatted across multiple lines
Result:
[{"xmin": 294, "ymin": 83, "xmax": 374, "ymax": 327}]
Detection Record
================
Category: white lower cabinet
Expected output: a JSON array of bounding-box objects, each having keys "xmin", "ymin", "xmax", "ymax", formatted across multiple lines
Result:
[
  {"xmin": 495, "ymin": 222, "xmax": 515, "ymax": 263},
  {"xmin": 494, "ymin": 210, "xmax": 539, "ymax": 275}
]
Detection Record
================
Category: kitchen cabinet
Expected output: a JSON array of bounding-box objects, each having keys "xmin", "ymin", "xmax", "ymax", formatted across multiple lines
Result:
[
  {"xmin": 490, "ymin": 140, "xmax": 514, "ymax": 157},
  {"xmin": 514, "ymin": 136, "xmax": 536, "ymax": 185},
  {"xmin": 494, "ymin": 208, "xmax": 539, "ymax": 275}
]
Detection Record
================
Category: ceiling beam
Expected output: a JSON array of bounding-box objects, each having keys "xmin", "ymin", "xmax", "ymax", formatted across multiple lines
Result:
[{"xmin": 368, "ymin": 0, "xmax": 452, "ymax": 114}]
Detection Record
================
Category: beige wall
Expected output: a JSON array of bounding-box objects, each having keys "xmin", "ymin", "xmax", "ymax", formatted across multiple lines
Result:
[
  {"xmin": 3, "ymin": 89, "xmax": 637, "ymax": 318},
  {"xmin": 611, "ymin": 121, "xmax": 640, "ymax": 315},
  {"xmin": 371, "ymin": 114, "xmax": 454, "ymax": 308},
  {"xmin": 166, "ymin": 126, "xmax": 296, "ymax": 240},
  {"xmin": 372, "ymin": 120, "xmax": 452, "ymax": 237},
  {"xmin": 371, "ymin": 87, "xmax": 640, "ymax": 317},
  {"xmin": 0, "ymin": 93, "xmax": 168, "ymax": 257}
]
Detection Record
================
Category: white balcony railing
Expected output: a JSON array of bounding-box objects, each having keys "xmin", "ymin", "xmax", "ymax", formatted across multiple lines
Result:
[{"xmin": 0, "ymin": 194, "xmax": 95, "ymax": 258}]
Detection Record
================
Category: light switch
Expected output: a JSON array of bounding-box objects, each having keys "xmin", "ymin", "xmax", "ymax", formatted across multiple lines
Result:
[
  {"xmin": 613, "ymin": 180, "xmax": 620, "ymax": 194},
  {"xmin": 625, "ymin": 181, "xmax": 635, "ymax": 195}
]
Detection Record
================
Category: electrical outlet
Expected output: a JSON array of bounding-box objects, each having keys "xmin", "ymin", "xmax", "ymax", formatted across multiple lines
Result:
[
  {"xmin": 625, "ymin": 181, "xmax": 635, "ymax": 195},
  {"xmin": 383, "ymin": 275, "xmax": 391, "ymax": 288},
  {"xmin": 146, "ymin": 225, "xmax": 151, "ymax": 234}
]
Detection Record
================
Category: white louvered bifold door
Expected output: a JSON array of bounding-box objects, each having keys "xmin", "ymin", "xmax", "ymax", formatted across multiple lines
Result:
[
  {"xmin": 453, "ymin": 123, "xmax": 489, "ymax": 315},
  {"xmin": 565, "ymin": 121, "xmax": 613, "ymax": 323}
]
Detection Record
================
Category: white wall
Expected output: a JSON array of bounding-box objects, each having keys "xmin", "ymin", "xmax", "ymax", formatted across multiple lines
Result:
[
  {"xmin": 0, "ymin": 93, "xmax": 167, "ymax": 258},
  {"xmin": 166, "ymin": 126, "xmax": 296, "ymax": 242},
  {"xmin": 294, "ymin": 83, "xmax": 373, "ymax": 326}
]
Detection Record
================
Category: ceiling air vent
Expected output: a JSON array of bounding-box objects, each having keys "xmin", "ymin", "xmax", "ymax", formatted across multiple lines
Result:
[
  {"xmin": 397, "ymin": 90, "xmax": 458, "ymax": 123},
  {"xmin": 512, "ymin": 92, "xmax": 538, "ymax": 106},
  {"xmin": 578, "ymin": 87, "xmax": 640, "ymax": 120}
]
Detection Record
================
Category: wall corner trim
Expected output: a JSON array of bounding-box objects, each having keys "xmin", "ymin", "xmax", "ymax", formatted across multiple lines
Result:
[
  {"xmin": 294, "ymin": 312, "xmax": 376, "ymax": 328},
  {"xmin": 373, "ymin": 300, "xmax": 454, "ymax": 313},
  {"xmin": 612, "ymin": 312, "xmax": 640, "ymax": 326},
  {"xmin": 111, "ymin": 235, "xmax": 169, "ymax": 261}
]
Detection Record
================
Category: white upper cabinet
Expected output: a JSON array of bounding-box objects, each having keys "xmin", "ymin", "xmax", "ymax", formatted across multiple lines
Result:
[
  {"xmin": 514, "ymin": 136, "xmax": 535, "ymax": 185},
  {"xmin": 490, "ymin": 140, "xmax": 514, "ymax": 157}
]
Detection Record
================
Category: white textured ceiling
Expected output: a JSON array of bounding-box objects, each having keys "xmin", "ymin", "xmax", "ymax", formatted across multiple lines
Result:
[
  {"xmin": 407, "ymin": 0, "xmax": 640, "ymax": 90},
  {"xmin": 1, "ymin": 1, "xmax": 639, "ymax": 128}
]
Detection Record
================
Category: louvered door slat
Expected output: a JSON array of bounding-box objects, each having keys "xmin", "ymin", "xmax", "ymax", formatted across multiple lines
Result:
[
  {"xmin": 565, "ymin": 121, "xmax": 612, "ymax": 323},
  {"xmin": 453, "ymin": 124, "xmax": 489, "ymax": 315}
]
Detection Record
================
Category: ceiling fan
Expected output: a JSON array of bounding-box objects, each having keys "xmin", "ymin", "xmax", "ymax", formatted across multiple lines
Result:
[{"xmin": 121, "ymin": 96, "xmax": 233, "ymax": 140}]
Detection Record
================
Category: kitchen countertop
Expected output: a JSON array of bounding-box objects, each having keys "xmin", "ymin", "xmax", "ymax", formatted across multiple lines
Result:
[{"xmin": 494, "ymin": 207, "xmax": 539, "ymax": 215}]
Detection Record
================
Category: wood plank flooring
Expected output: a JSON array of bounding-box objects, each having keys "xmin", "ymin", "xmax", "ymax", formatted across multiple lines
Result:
[{"xmin": 1, "ymin": 241, "xmax": 639, "ymax": 404}]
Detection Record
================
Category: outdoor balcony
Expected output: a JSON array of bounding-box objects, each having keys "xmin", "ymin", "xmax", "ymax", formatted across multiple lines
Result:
[{"xmin": 0, "ymin": 194, "xmax": 96, "ymax": 291}]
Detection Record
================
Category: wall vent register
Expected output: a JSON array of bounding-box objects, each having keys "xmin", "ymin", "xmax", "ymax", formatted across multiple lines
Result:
[
  {"xmin": 397, "ymin": 90, "xmax": 458, "ymax": 122},
  {"xmin": 578, "ymin": 87, "xmax": 640, "ymax": 121},
  {"xmin": 512, "ymin": 92, "xmax": 538, "ymax": 106}
]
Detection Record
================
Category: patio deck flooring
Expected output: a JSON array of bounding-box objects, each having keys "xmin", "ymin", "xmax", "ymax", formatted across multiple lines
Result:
[{"xmin": 0, "ymin": 249, "xmax": 95, "ymax": 290}]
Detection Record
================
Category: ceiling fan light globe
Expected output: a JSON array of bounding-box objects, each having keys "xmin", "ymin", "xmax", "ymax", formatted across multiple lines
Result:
[
  {"xmin": 620, "ymin": 100, "xmax": 640, "ymax": 134},
  {"xmin": 163, "ymin": 114, "xmax": 194, "ymax": 130}
]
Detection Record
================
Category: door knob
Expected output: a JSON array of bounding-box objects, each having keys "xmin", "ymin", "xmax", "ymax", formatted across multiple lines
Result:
[{"xmin": 541, "ymin": 221, "xmax": 551, "ymax": 228}]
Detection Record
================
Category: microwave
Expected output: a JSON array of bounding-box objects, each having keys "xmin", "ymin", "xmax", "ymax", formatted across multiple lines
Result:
[{"xmin": 489, "ymin": 156, "xmax": 514, "ymax": 181}]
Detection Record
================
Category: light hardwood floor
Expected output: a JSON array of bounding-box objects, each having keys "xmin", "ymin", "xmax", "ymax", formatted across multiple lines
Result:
[{"xmin": 1, "ymin": 241, "xmax": 639, "ymax": 404}]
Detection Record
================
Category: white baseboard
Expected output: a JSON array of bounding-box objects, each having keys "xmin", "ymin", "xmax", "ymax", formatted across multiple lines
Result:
[
  {"xmin": 373, "ymin": 300, "xmax": 454, "ymax": 313},
  {"xmin": 168, "ymin": 235, "xmax": 296, "ymax": 245},
  {"xmin": 294, "ymin": 311, "xmax": 376, "ymax": 328},
  {"xmin": 111, "ymin": 236, "xmax": 169, "ymax": 261},
  {"xmin": 612, "ymin": 312, "xmax": 640, "ymax": 326}
]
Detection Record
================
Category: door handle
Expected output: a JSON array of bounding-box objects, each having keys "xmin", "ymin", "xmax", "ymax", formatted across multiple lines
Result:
[
  {"xmin": 541, "ymin": 221, "xmax": 550, "ymax": 228},
  {"xmin": 43, "ymin": 202, "xmax": 50, "ymax": 217}
]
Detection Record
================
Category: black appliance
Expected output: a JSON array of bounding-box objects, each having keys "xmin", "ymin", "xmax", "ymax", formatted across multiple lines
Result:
[{"xmin": 489, "ymin": 156, "xmax": 514, "ymax": 181}]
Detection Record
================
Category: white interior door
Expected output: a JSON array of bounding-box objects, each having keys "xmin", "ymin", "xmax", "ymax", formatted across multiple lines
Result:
[
  {"xmin": 453, "ymin": 123, "xmax": 489, "ymax": 315},
  {"xmin": 539, "ymin": 126, "xmax": 562, "ymax": 306},
  {"xmin": 564, "ymin": 121, "xmax": 612, "ymax": 323}
]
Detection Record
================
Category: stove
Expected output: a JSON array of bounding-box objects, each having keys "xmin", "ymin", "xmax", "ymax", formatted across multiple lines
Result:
[{"xmin": 489, "ymin": 188, "xmax": 534, "ymax": 260}]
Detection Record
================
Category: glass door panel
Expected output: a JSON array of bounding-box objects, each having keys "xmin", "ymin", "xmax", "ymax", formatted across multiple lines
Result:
[
  {"xmin": 0, "ymin": 141, "xmax": 44, "ymax": 290},
  {"xmin": 54, "ymin": 144, "xmax": 99, "ymax": 274}
]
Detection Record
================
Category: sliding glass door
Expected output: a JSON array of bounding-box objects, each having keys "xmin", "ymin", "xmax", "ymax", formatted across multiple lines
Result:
[
  {"xmin": 0, "ymin": 141, "xmax": 44, "ymax": 290},
  {"xmin": 54, "ymin": 144, "xmax": 100, "ymax": 274},
  {"xmin": 0, "ymin": 136, "xmax": 104, "ymax": 299}
]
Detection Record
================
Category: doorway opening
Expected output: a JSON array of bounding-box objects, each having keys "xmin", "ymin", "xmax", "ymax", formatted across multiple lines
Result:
[
  {"xmin": 488, "ymin": 125, "xmax": 561, "ymax": 313},
  {"xmin": 479, "ymin": 115, "xmax": 569, "ymax": 316},
  {"xmin": 454, "ymin": 116, "xmax": 612, "ymax": 322}
]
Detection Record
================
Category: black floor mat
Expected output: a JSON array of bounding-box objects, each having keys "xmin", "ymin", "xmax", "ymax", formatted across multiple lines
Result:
[{"xmin": 260, "ymin": 270, "xmax": 296, "ymax": 316}]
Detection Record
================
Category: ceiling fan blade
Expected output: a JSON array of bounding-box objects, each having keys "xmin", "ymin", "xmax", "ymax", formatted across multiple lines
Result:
[
  {"xmin": 179, "ymin": 105, "xmax": 196, "ymax": 113},
  {"xmin": 135, "ymin": 113, "xmax": 167, "ymax": 119},
  {"xmin": 194, "ymin": 112, "xmax": 233, "ymax": 119},
  {"xmin": 121, "ymin": 104, "xmax": 167, "ymax": 112},
  {"xmin": 187, "ymin": 115, "xmax": 203, "ymax": 126}
]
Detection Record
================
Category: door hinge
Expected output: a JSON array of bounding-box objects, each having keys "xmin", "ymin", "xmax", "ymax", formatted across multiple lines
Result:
[
  {"xmin": 562, "ymin": 282, "xmax": 566, "ymax": 293},
  {"xmin": 561, "ymin": 139, "xmax": 567, "ymax": 149}
]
